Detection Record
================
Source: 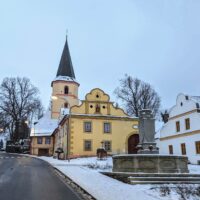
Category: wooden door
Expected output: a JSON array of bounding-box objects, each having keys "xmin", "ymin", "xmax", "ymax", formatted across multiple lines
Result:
[
  {"xmin": 38, "ymin": 148, "xmax": 49, "ymax": 156},
  {"xmin": 128, "ymin": 134, "xmax": 139, "ymax": 154}
]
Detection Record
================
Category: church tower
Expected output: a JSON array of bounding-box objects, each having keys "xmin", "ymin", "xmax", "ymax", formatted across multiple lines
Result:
[{"xmin": 51, "ymin": 37, "xmax": 79, "ymax": 119}]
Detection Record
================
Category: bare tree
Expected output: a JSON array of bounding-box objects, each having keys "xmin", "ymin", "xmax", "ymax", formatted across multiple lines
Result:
[
  {"xmin": 0, "ymin": 112, "xmax": 10, "ymax": 130},
  {"xmin": 0, "ymin": 77, "xmax": 43, "ymax": 141},
  {"xmin": 114, "ymin": 75, "xmax": 161, "ymax": 117}
]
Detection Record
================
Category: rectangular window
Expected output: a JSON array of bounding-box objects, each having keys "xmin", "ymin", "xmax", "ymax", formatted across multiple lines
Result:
[
  {"xmin": 181, "ymin": 143, "xmax": 186, "ymax": 155},
  {"xmin": 37, "ymin": 137, "xmax": 43, "ymax": 144},
  {"xmin": 45, "ymin": 137, "xmax": 51, "ymax": 145},
  {"xmin": 84, "ymin": 122, "xmax": 92, "ymax": 132},
  {"xmin": 84, "ymin": 140, "xmax": 92, "ymax": 151},
  {"xmin": 104, "ymin": 122, "xmax": 111, "ymax": 133},
  {"xmin": 196, "ymin": 141, "xmax": 200, "ymax": 154},
  {"xmin": 176, "ymin": 121, "xmax": 180, "ymax": 132},
  {"xmin": 169, "ymin": 145, "xmax": 173, "ymax": 154},
  {"xmin": 185, "ymin": 118, "xmax": 190, "ymax": 130},
  {"xmin": 104, "ymin": 141, "xmax": 112, "ymax": 152}
]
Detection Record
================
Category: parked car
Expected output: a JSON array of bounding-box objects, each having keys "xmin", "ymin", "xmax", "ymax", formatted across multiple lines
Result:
[{"xmin": 6, "ymin": 139, "xmax": 30, "ymax": 154}]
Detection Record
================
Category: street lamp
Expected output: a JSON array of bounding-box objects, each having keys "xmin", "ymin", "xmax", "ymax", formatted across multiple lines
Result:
[{"xmin": 101, "ymin": 141, "xmax": 104, "ymax": 148}]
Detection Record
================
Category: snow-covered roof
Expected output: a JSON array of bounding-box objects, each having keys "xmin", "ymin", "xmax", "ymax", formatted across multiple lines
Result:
[
  {"xmin": 52, "ymin": 75, "xmax": 78, "ymax": 83},
  {"xmin": 30, "ymin": 110, "xmax": 58, "ymax": 137}
]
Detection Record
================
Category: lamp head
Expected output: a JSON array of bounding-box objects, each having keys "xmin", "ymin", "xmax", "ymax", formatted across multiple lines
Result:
[{"xmin": 51, "ymin": 96, "xmax": 58, "ymax": 100}]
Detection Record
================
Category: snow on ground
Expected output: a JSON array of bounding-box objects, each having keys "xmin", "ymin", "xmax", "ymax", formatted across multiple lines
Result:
[
  {"xmin": 38, "ymin": 156, "xmax": 200, "ymax": 200},
  {"xmin": 188, "ymin": 164, "xmax": 200, "ymax": 174},
  {"xmin": 41, "ymin": 156, "xmax": 112, "ymax": 171}
]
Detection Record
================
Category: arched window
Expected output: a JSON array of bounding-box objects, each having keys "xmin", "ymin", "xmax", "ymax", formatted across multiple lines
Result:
[
  {"xmin": 64, "ymin": 103, "xmax": 68, "ymax": 108},
  {"xmin": 64, "ymin": 86, "xmax": 69, "ymax": 94}
]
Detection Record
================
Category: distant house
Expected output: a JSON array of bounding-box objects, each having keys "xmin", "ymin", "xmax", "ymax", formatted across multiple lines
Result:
[
  {"xmin": 157, "ymin": 93, "xmax": 200, "ymax": 164},
  {"xmin": 30, "ymin": 110, "xmax": 57, "ymax": 156}
]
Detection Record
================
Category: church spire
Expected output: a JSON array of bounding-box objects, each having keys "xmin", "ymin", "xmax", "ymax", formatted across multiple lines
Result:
[{"xmin": 56, "ymin": 36, "xmax": 75, "ymax": 78}]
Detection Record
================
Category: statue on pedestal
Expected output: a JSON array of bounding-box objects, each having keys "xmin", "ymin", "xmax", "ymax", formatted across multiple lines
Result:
[{"xmin": 137, "ymin": 109, "xmax": 159, "ymax": 154}]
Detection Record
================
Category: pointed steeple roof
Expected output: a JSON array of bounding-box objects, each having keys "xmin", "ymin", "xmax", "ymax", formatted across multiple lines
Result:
[{"xmin": 56, "ymin": 37, "xmax": 75, "ymax": 78}]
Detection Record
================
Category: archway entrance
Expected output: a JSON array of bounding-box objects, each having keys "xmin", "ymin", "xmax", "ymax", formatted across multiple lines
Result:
[{"xmin": 128, "ymin": 134, "xmax": 139, "ymax": 154}]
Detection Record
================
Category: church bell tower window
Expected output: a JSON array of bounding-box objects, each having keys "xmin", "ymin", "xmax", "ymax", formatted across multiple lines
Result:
[
  {"xmin": 64, "ymin": 86, "xmax": 69, "ymax": 94},
  {"xmin": 64, "ymin": 103, "xmax": 68, "ymax": 108}
]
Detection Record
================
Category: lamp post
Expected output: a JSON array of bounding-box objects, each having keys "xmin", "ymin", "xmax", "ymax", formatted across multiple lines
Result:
[{"xmin": 101, "ymin": 141, "xmax": 104, "ymax": 148}]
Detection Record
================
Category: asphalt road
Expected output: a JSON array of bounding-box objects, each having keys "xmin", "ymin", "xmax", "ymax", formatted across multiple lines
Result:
[{"xmin": 0, "ymin": 152, "xmax": 81, "ymax": 200}]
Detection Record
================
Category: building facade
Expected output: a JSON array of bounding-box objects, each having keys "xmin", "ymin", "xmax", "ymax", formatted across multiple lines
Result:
[
  {"xmin": 31, "ymin": 135, "xmax": 54, "ymax": 156},
  {"xmin": 53, "ymin": 88, "xmax": 139, "ymax": 159},
  {"xmin": 31, "ymin": 36, "xmax": 139, "ymax": 158},
  {"xmin": 30, "ymin": 110, "xmax": 57, "ymax": 156},
  {"xmin": 157, "ymin": 93, "xmax": 200, "ymax": 164}
]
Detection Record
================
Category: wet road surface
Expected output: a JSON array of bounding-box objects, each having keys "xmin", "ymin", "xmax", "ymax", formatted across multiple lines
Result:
[{"xmin": 0, "ymin": 152, "xmax": 80, "ymax": 200}]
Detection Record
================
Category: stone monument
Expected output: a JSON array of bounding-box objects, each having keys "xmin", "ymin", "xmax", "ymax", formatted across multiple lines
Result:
[
  {"xmin": 111, "ymin": 109, "xmax": 189, "ymax": 174},
  {"xmin": 137, "ymin": 109, "xmax": 159, "ymax": 154}
]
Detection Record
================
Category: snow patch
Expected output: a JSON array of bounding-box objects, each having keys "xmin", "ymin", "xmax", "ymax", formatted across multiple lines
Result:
[
  {"xmin": 30, "ymin": 110, "xmax": 58, "ymax": 136},
  {"xmin": 38, "ymin": 156, "xmax": 200, "ymax": 200}
]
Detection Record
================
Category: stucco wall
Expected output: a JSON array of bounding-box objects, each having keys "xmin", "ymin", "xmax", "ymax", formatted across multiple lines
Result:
[
  {"xmin": 51, "ymin": 81, "xmax": 79, "ymax": 119},
  {"xmin": 169, "ymin": 93, "xmax": 198, "ymax": 118},
  {"xmin": 159, "ymin": 133, "xmax": 200, "ymax": 164},
  {"xmin": 158, "ymin": 93, "xmax": 200, "ymax": 164},
  {"xmin": 71, "ymin": 88, "xmax": 127, "ymax": 117},
  {"xmin": 69, "ymin": 117, "xmax": 138, "ymax": 157},
  {"xmin": 160, "ymin": 112, "xmax": 200, "ymax": 138},
  {"xmin": 31, "ymin": 136, "xmax": 54, "ymax": 156}
]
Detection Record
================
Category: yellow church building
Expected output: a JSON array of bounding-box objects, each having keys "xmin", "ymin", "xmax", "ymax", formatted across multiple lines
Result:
[{"xmin": 30, "ymin": 37, "xmax": 139, "ymax": 158}]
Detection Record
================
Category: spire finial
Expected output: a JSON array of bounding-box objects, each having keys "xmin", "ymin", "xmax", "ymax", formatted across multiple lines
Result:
[{"xmin": 66, "ymin": 29, "xmax": 68, "ymax": 38}]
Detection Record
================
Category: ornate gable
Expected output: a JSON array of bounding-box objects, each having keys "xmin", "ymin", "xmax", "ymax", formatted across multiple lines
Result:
[{"xmin": 71, "ymin": 88, "xmax": 128, "ymax": 117}]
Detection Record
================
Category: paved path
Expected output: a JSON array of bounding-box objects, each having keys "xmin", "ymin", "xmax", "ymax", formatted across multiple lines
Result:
[{"xmin": 0, "ymin": 152, "xmax": 80, "ymax": 200}]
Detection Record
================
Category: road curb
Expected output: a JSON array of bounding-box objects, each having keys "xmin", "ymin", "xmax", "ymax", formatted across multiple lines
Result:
[
  {"xmin": 22, "ymin": 154, "xmax": 96, "ymax": 200},
  {"xmin": 53, "ymin": 167, "xmax": 96, "ymax": 200}
]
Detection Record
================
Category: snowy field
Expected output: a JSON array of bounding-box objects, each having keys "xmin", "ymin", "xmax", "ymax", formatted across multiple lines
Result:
[{"xmin": 39, "ymin": 156, "xmax": 200, "ymax": 200}]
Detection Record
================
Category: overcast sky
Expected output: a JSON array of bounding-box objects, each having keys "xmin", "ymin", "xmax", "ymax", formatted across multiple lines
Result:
[{"xmin": 1, "ymin": 0, "xmax": 200, "ymax": 110}]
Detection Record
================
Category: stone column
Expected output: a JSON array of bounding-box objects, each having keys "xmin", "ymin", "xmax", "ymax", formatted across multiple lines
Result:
[{"xmin": 137, "ymin": 109, "xmax": 159, "ymax": 154}]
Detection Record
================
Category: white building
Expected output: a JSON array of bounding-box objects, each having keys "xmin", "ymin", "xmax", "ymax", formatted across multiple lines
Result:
[{"xmin": 157, "ymin": 93, "xmax": 200, "ymax": 164}]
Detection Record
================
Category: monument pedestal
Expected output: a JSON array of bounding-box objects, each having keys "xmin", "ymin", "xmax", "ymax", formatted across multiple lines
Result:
[
  {"xmin": 112, "ymin": 154, "xmax": 189, "ymax": 173},
  {"xmin": 137, "ymin": 142, "xmax": 159, "ymax": 154}
]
